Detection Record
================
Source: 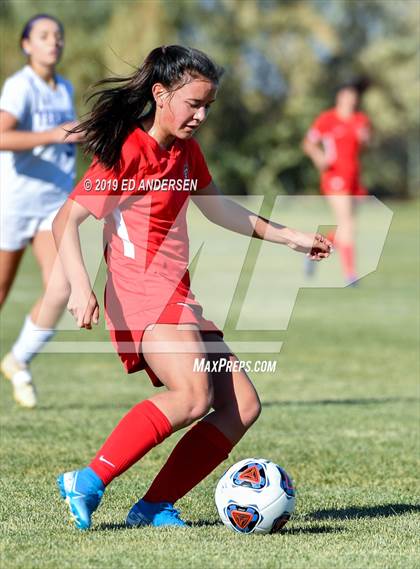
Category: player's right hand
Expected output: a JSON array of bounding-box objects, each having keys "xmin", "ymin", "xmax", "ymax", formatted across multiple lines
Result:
[
  {"xmin": 288, "ymin": 231, "xmax": 333, "ymax": 261},
  {"xmin": 67, "ymin": 289, "xmax": 99, "ymax": 329}
]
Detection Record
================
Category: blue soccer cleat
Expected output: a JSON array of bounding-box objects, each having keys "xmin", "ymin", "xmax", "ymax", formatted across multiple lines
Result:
[
  {"xmin": 57, "ymin": 468, "xmax": 105, "ymax": 530},
  {"xmin": 126, "ymin": 499, "xmax": 187, "ymax": 528}
]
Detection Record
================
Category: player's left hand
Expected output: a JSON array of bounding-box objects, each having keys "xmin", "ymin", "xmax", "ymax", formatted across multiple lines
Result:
[
  {"xmin": 288, "ymin": 231, "xmax": 333, "ymax": 261},
  {"xmin": 67, "ymin": 288, "xmax": 99, "ymax": 329}
]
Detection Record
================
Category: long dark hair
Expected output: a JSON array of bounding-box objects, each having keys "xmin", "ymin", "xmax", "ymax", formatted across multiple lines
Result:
[{"xmin": 75, "ymin": 45, "xmax": 224, "ymax": 170}]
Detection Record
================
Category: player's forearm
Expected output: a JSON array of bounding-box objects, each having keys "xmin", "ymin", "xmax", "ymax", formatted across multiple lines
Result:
[
  {"xmin": 252, "ymin": 215, "xmax": 299, "ymax": 246},
  {"xmin": 52, "ymin": 206, "xmax": 92, "ymax": 292},
  {"xmin": 207, "ymin": 197, "xmax": 296, "ymax": 246},
  {"xmin": 0, "ymin": 129, "xmax": 57, "ymax": 151}
]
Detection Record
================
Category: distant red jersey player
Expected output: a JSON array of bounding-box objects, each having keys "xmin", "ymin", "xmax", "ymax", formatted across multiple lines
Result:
[
  {"xmin": 307, "ymin": 107, "xmax": 370, "ymax": 196},
  {"xmin": 303, "ymin": 78, "xmax": 371, "ymax": 284}
]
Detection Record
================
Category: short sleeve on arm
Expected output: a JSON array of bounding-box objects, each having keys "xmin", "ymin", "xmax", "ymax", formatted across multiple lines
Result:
[
  {"xmin": 69, "ymin": 139, "xmax": 142, "ymax": 219},
  {"xmin": 0, "ymin": 76, "xmax": 30, "ymax": 123},
  {"xmin": 188, "ymin": 138, "xmax": 212, "ymax": 191}
]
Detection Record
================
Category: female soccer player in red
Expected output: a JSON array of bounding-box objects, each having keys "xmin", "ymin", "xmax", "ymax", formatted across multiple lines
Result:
[
  {"xmin": 303, "ymin": 79, "xmax": 370, "ymax": 285},
  {"xmin": 53, "ymin": 45, "xmax": 332, "ymax": 530}
]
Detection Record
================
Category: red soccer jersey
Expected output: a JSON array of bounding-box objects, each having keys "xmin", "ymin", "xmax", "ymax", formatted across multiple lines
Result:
[
  {"xmin": 70, "ymin": 127, "xmax": 221, "ymax": 379},
  {"xmin": 307, "ymin": 108, "xmax": 370, "ymax": 176}
]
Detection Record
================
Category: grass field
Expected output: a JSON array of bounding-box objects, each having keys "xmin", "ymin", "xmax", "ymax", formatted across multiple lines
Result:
[{"xmin": 0, "ymin": 199, "xmax": 419, "ymax": 569}]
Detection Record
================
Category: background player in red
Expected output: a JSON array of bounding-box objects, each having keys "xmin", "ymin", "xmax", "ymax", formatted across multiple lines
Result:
[
  {"xmin": 52, "ymin": 45, "xmax": 332, "ymax": 530},
  {"xmin": 303, "ymin": 78, "xmax": 371, "ymax": 285}
]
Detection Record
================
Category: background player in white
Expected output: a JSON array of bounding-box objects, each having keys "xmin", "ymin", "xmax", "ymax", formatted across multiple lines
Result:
[{"xmin": 0, "ymin": 14, "xmax": 82, "ymax": 407}]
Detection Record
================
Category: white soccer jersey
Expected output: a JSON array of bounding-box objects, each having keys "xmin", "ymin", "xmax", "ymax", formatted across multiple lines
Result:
[{"xmin": 0, "ymin": 65, "xmax": 76, "ymax": 217}]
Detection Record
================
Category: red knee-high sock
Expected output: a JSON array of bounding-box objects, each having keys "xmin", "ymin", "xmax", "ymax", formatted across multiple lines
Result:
[
  {"xmin": 338, "ymin": 242, "xmax": 356, "ymax": 279},
  {"xmin": 143, "ymin": 420, "xmax": 233, "ymax": 504},
  {"xmin": 90, "ymin": 400, "xmax": 172, "ymax": 486}
]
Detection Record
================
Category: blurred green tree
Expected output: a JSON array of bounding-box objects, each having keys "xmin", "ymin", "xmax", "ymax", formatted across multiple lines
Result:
[{"xmin": 0, "ymin": 0, "xmax": 417, "ymax": 197}]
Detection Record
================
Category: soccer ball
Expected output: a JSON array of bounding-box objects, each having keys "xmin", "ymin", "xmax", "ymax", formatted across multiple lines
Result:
[{"xmin": 215, "ymin": 458, "xmax": 296, "ymax": 534}]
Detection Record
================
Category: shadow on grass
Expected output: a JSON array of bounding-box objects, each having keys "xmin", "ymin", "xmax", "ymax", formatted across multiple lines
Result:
[
  {"xmin": 281, "ymin": 524, "xmax": 345, "ymax": 535},
  {"xmin": 96, "ymin": 520, "xmax": 345, "ymax": 535},
  {"xmin": 188, "ymin": 519, "xmax": 223, "ymax": 528},
  {"xmin": 38, "ymin": 396, "xmax": 419, "ymax": 413},
  {"xmin": 96, "ymin": 520, "xmax": 223, "ymax": 531},
  {"xmin": 189, "ymin": 521, "xmax": 347, "ymax": 535},
  {"xmin": 310, "ymin": 503, "xmax": 420, "ymax": 521},
  {"xmin": 95, "ymin": 522, "xmax": 129, "ymax": 531},
  {"xmin": 262, "ymin": 397, "xmax": 418, "ymax": 408}
]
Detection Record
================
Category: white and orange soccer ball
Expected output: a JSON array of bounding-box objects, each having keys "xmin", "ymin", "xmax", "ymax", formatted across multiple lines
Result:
[{"xmin": 215, "ymin": 458, "xmax": 296, "ymax": 534}]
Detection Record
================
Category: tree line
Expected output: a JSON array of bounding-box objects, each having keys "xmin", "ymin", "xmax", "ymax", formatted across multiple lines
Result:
[{"xmin": 1, "ymin": 0, "xmax": 418, "ymax": 197}]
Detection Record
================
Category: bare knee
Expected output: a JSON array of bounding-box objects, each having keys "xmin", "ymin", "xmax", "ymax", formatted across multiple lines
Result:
[
  {"xmin": 240, "ymin": 394, "xmax": 262, "ymax": 429},
  {"xmin": 182, "ymin": 386, "xmax": 214, "ymax": 425}
]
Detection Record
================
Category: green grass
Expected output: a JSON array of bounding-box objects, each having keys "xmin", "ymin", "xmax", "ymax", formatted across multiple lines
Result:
[{"xmin": 1, "ymin": 200, "xmax": 419, "ymax": 569}]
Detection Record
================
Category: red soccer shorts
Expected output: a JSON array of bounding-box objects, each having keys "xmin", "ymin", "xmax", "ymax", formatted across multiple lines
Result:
[
  {"xmin": 107, "ymin": 301, "xmax": 223, "ymax": 387},
  {"xmin": 321, "ymin": 171, "xmax": 367, "ymax": 196}
]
